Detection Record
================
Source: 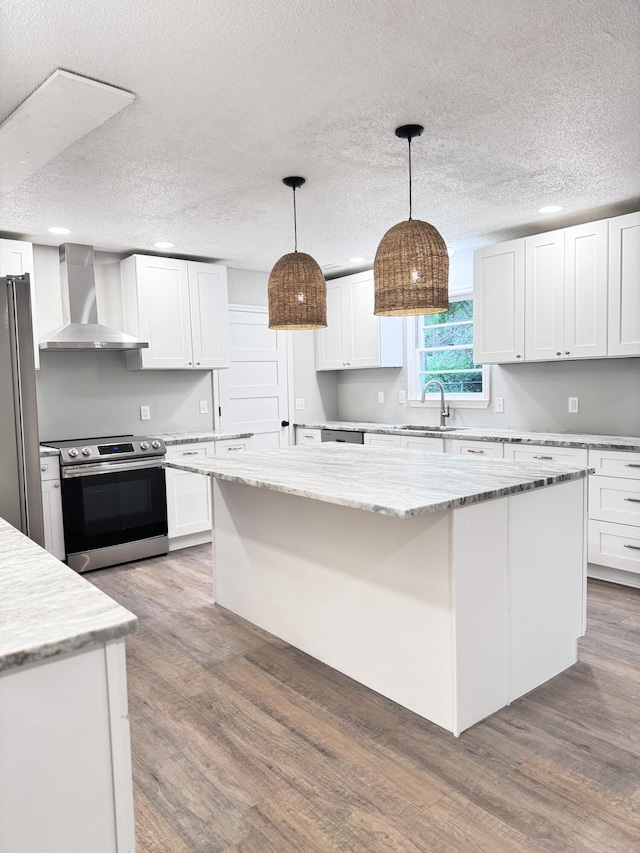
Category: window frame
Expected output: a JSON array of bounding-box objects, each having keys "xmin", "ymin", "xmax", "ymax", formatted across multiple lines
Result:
[{"xmin": 406, "ymin": 294, "xmax": 490, "ymax": 408}]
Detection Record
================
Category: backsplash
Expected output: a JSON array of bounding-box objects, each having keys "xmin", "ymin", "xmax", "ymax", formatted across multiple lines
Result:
[{"xmin": 36, "ymin": 350, "xmax": 214, "ymax": 441}]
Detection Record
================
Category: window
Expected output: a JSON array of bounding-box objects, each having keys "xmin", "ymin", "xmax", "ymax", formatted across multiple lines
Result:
[{"xmin": 408, "ymin": 297, "xmax": 489, "ymax": 403}]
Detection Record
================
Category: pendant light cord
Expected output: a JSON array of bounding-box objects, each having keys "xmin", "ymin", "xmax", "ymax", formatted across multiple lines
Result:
[
  {"xmin": 408, "ymin": 137, "xmax": 413, "ymax": 221},
  {"xmin": 292, "ymin": 187, "xmax": 298, "ymax": 252}
]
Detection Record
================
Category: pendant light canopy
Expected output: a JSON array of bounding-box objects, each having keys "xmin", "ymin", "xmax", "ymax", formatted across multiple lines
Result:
[
  {"xmin": 374, "ymin": 125, "xmax": 449, "ymax": 316},
  {"xmin": 268, "ymin": 176, "xmax": 327, "ymax": 330}
]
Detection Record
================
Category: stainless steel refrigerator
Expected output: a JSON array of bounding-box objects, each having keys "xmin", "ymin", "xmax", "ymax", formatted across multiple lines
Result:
[{"xmin": 0, "ymin": 274, "xmax": 45, "ymax": 544}]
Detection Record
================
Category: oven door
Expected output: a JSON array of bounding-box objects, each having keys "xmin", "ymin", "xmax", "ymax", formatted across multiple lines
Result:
[{"xmin": 61, "ymin": 459, "xmax": 167, "ymax": 556}]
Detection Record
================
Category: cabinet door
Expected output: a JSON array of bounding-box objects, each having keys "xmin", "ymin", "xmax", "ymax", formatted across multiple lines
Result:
[
  {"xmin": 502, "ymin": 444, "xmax": 588, "ymax": 466},
  {"xmin": 608, "ymin": 212, "xmax": 640, "ymax": 356},
  {"xmin": 134, "ymin": 256, "xmax": 193, "ymax": 368},
  {"xmin": 363, "ymin": 433, "xmax": 402, "ymax": 447},
  {"xmin": 41, "ymin": 478, "xmax": 65, "ymax": 560},
  {"xmin": 296, "ymin": 428, "xmax": 322, "ymax": 445},
  {"xmin": 165, "ymin": 444, "xmax": 215, "ymax": 538},
  {"xmin": 0, "ymin": 239, "xmax": 39, "ymax": 369},
  {"xmin": 346, "ymin": 273, "xmax": 380, "ymax": 368},
  {"xmin": 473, "ymin": 240, "xmax": 524, "ymax": 363},
  {"xmin": 564, "ymin": 220, "xmax": 608, "ymax": 359},
  {"xmin": 525, "ymin": 230, "xmax": 565, "ymax": 361},
  {"xmin": 315, "ymin": 281, "xmax": 345, "ymax": 369},
  {"xmin": 188, "ymin": 262, "xmax": 230, "ymax": 369},
  {"xmin": 400, "ymin": 436, "xmax": 445, "ymax": 452}
]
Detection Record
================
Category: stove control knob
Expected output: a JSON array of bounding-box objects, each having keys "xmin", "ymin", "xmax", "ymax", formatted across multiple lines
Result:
[
  {"xmin": 68, "ymin": 447, "xmax": 79, "ymax": 458},
  {"xmin": 81, "ymin": 447, "xmax": 92, "ymax": 456},
  {"xmin": 151, "ymin": 440, "xmax": 161, "ymax": 449},
  {"xmin": 140, "ymin": 441, "xmax": 150, "ymax": 450}
]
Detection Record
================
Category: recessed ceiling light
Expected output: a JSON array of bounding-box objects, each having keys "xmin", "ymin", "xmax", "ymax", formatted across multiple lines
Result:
[
  {"xmin": 47, "ymin": 226, "xmax": 70, "ymax": 235},
  {"xmin": 537, "ymin": 205, "xmax": 563, "ymax": 214},
  {"xmin": 447, "ymin": 247, "xmax": 455, "ymax": 257},
  {"xmin": 348, "ymin": 257, "xmax": 366, "ymax": 263},
  {"xmin": 153, "ymin": 241, "xmax": 175, "ymax": 249}
]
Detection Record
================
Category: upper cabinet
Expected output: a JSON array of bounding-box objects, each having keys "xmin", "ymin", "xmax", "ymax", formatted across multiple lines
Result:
[
  {"xmin": 0, "ymin": 239, "xmax": 39, "ymax": 369},
  {"xmin": 121, "ymin": 254, "xmax": 229, "ymax": 370},
  {"xmin": 608, "ymin": 212, "xmax": 640, "ymax": 357},
  {"xmin": 315, "ymin": 271, "xmax": 403, "ymax": 371},
  {"xmin": 474, "ymin": 213, "xmax": 633, "ymax": 364},
  {"xmin": 473, "ymin": 239, "xmax": 524, "ymax": 364}
]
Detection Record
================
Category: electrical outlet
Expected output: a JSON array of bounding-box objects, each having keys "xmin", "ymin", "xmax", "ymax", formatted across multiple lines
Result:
[
  {"xmin": 295, "ymin": 398, "xmax": 306, "ymax": 411},
  {"xmin": 398, "ymin": 390, "xmax": 406, "ymax": 405},
  {"xmin": 199, "ymin": 400, "xmax": 209, "ymax": 414},
  {"xmin": 378, "ymin": 391, "xmax": 385, "ymax": 404},
  {"xmin": 494, "ymin": 396, "xmax": 504, "ymax": 413},
  {"xmin": 568, "ymin": 396, "xmax": 579, "ymax": 414},
  {"xmin": 140, "ymin": 405, "xmax": 150, "ymax": 421}
]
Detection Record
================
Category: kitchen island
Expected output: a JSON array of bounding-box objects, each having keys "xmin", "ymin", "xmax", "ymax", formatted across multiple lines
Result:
[{"xmin": 167, "ymin": 444, "xmax": 590, "ymax": 735}]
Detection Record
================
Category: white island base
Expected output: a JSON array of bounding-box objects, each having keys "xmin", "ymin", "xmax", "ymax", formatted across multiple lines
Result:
[{"xmin": 211, "ymin": 476, "xmax": 586, "ymax": 736}]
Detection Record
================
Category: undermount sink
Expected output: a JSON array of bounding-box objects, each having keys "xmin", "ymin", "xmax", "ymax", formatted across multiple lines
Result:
[{"xmin": 395, "ymin": 425, "xmax": 468, "ymax": 432}]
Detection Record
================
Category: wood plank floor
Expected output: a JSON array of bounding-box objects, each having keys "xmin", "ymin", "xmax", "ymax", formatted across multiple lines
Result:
[{"xmin": 89, "ymin": 546, "xmax": 640, "ymax": 852}]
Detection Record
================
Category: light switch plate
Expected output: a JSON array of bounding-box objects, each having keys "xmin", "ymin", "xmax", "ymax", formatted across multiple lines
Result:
[
  {"xmin": 568, "ymin": 396, "xmax": 579, "ymax": 414},
  {"xmin": 295, "ymin": 398, "xmax": 306, "ymax": 411},
  {"xmin": 199, "ymin": 400, "xmax": 209, "ymax": 414},
  {"xmin": 140, "ymin": 405, "xmax": 150, "ymax": 421},
  {"xmin": 378, "ymin": 391, "xmax": 385, "ymax": 404},
  {"xmin": 398, "ymin": 390, "xmax": 406, "ymax": 405},
  {"xmin": 494, "ymin": 396, "xmax": 504, "ymax": 413}
]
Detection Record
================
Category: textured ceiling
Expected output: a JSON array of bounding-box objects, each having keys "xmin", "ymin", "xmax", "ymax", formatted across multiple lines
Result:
[{"xmin": 1, "ymin": 0, "xmax": 639, "ymax": 275}]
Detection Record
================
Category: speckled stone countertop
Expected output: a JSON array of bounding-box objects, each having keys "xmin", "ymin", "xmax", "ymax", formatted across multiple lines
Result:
[
  {"xmin": 0, "ymin": 518, "xmax": 137, "ymax": 673},
  {"xmin": 39, "ymin": 446, "xmax": 60, "ymax": 457},
  {"xmin": 166, "ymin": 443, "xmax": 590, "ymax": 519},
  {"xmin": 296, "ymin": 421, "xmax": 640, "ymax": 452},
  {"xmin": 153, "ymin": 430, "xmax": 253, "ymax": 446}
]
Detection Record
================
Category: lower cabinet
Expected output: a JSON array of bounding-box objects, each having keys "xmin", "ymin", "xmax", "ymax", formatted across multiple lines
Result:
[
  {"xmin": 166, "ymin": 439, "xmax": 252, "ymax": 549},
  {"xmin": 40, "ymin": 457, "xmax": 65, "ymax": 560},
  {"xmin": 448, "ymin": 439, "xmax": 504, "ymax": 458},
  {"xmin": 364, "ymin": 433, "xmax": 445, "ymax": 451},
  {"xmin": 502, "ymin": 444, "xmax": 588, "ymax": 466},
  {"xmin": 295, "ymin": 427, "xmax": 322, "ymax": 445}
]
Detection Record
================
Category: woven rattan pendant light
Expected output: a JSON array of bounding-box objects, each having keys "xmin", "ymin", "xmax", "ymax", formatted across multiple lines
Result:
[
  {"xmin": 268, "ymin": 176, "xmax": 326, "ymax": 330},
  {"xmin": 374, "ymin": 125, "xmax": 449, "ymax": 316}
]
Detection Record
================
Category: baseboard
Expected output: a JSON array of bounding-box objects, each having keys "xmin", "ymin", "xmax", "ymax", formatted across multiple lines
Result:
[
  {"xmin": 587, "ymin": 563, "xmax": 640, "ymax": 589},
  {"xmin": 168, "ymin": 531, "xmax": 212, "ymax": 551}
]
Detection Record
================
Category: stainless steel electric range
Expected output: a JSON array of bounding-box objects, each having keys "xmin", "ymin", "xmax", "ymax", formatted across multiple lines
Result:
[{"xmin": 43, "ymin": 434, "xmax": 168, "ymax": 573}]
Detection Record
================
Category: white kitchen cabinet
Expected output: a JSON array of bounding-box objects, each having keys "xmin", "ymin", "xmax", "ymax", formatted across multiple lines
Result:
[
  {"xmin": 473, "ymin": 239, "xmax": 525, "ymax": 363},
  {"xmin": 165, "ymin": 442, "xmax": 216, "ymax": 545},
  {"xmin": 214, "ymin": 437, "xmax": 252, "ymax": 454},
  {"xmin": 316, "ymin": 271, "xmax": 403, "ymax": 371},
  {"xmin": 608, "ymin": 211, "xmax": 640, "ymax": 356},
  {"xmin": 121, "ymin": 254, "xmax": 229, "ymax": 370},
  {"xmin": 448, "ymin": 439, "xmax": 504, "ymax": 458},
  {"xmin": 0, "ymin": 239, "xmax": 39, "ymax": 369},
  {"xmin": 400, "ymin": 435, "xmax": 445, "ymax": 452},
  {"xmin": 40, "ymin": 457, "xmax": 65, "ymax": 560},
  {"xmin": 502, "ymin": 444, "xmax": 588, "ymax": 467},
  {"xmin": 525, "ymin": 222, "xmax": 608, "ymax": 361},
  {"xmin": 295, "ymin": 427, "xmax": 322, "ymax": 445},
  {"xmin": 364, "ymin": 433, "xmax": 402, "ymax": 447}
]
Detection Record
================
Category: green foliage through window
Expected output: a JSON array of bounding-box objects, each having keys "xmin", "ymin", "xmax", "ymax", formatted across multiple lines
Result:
[{"xmin": 417, "ymin": 299, "xmax": 484, "ymax": 396}]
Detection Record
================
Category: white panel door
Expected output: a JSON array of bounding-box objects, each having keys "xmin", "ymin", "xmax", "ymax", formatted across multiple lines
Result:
[
  {"xmin": 0, "ymin": 239, "xmax": 38, "ymax": 368},
  {"xmin": 608, "ymin": 211, "xmax": 640, "ymax": 356},
  {"xmin": 346, "ymin": 273, "xmax": 380, "ymax": 368},
  {"xmin": 216, "ymin": 305, "xmax": 290, "ymax": 449},
  {"xmin": 525, "ymin": 230, "xmax": 565, "ymax": 361},
  {"xmin": 564, "ymin": 220, "xmax": 608, "ymax": 359},
  {"xmin": 188, "ymin": 262, "xmax": 230, "ymax": 369},
  {"xmin": 136, "ymin": 256, "xmax": 192, "ymax": 368},
  {"xmin": 315, "ymin": 281, "xmax": 345, "ymax": 369},
  {"xmin": 473, "ymin": 240, "xmax": 525, "ymax": 363}
]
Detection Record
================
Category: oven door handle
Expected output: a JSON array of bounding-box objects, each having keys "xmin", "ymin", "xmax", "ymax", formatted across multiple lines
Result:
[{"xmin": 61, "ymin": 458, "xmax": 166, "ymax": 478}]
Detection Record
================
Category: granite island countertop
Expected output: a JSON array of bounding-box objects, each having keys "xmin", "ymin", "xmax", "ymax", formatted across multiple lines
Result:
[
  {"xmin": 166, "ymin": 443, "xmax": 591, "ymax": 519},
  {"xmin": 296, "ymin": 421, "xmax": 640, "ymax": 452},
  {"xmin": 0, "ymin": 517, "xmax": 137, "ymax": 673}
]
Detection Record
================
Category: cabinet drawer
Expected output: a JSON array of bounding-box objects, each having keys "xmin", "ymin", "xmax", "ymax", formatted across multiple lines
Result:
[
  {"xmin": 400, "ymin": 436, "xmax": 445, "ymax": 452},
  {"xmin": 588, "ymin": 520, "xmax": 640, "ymax": 574},
  {"xmin": 589, "ymin": 449, "xmax": 640, "ymax": 480},
  {"xmin": 364, "ymin": 433, "xmax": 402, "ymax": 447},
  {"xmin": 296, "ymin": 428, "xmax": 322, "ymax": 445},
  {"xmin": 165, "ymin": 442, "xmax": 216, "ymax": 460},
  {"xmin": 449, "ymin": 440, "xmax": 504, "ymax": 458},
  {"xmin": 215, "ymin": 438, "xmax": 251, "ymax": 454},
  {"xmin": 39, "ymin": 457, "xmax": 60, "ymax": 481},
  {"xmin": 503, "ymin": 444, "xmax": 588, "ymax": 466},
  {"xmin": 589, "ymin": 476, "xmax": 640, "ymax": 526}
]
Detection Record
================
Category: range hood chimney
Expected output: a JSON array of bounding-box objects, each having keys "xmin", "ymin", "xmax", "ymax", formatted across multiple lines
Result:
[{"xmin": 40, "ymin": 244, "xmax": 148, "ymax": 350}]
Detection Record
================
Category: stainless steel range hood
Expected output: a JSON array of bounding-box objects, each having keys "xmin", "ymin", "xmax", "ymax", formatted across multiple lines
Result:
[{"xmin": 40, "ymin": 244, "xmax": 148, "ymax": 350}]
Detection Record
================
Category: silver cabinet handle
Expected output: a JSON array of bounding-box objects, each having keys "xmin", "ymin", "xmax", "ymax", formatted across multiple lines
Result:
[
  {"xmin": 467, "ymin": 449, "xmax": 484, "ymax": 454},
  {"xmin": 303, "ymin": 434, "xmax": 316, "ymax": 439},
  {"xmin": 533, "ymin": 455, "xmax": 553, "ymax": 460},
  {"xmin": 625, "ymin": 463, "xmax": 640, "ymax": 468},
  {"xmin": 624, "ymin": 497, "xmax": 640, "ymax": 503},
  {"xmin": 623, "ymin": 544, "xmax": 640, "ymax": 550},
  {"xmin": 182, "ymin": 450, "xmax": 200, "ymax": 456}
]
